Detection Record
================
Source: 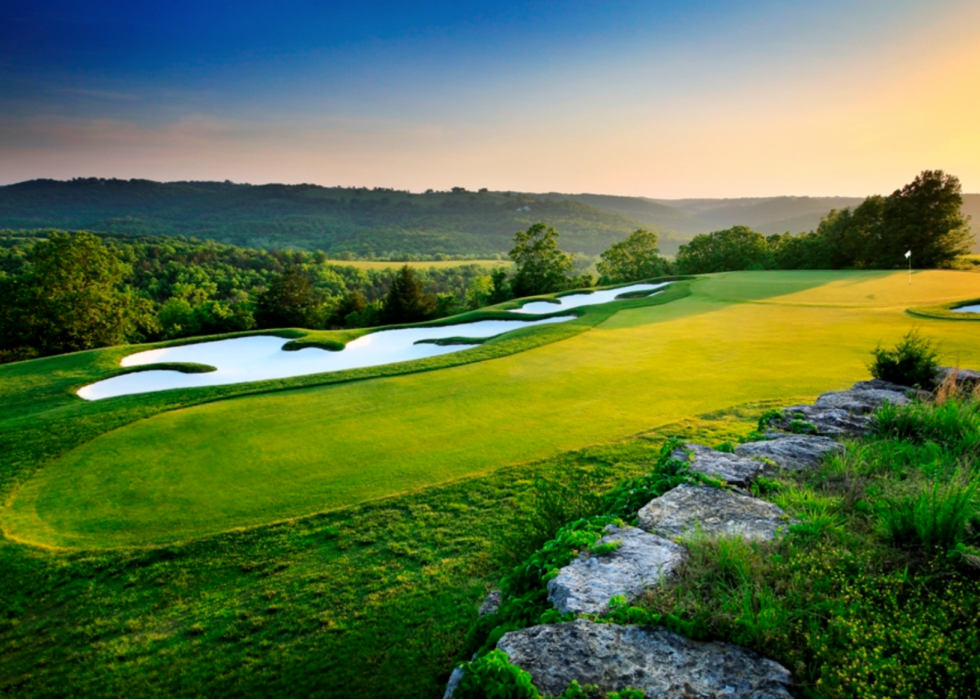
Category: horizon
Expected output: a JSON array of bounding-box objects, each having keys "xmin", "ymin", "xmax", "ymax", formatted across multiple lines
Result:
[{"xmin": 2, "ymin": 1, "xmax": 979, "ymax": 197}]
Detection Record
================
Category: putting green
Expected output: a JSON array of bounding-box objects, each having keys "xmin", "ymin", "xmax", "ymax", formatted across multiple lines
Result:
[{"xmin": 6, "ymin": 270, "xmax": 980, "ymax": 548}]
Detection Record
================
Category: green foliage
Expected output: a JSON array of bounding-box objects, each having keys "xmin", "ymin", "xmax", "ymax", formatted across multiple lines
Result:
[
  {"xmin": 675, "ymin": 225, "xmax": 775, "ymax": 274},
  {"xmin": 380, "ymin": 264, "xmax": 437, "ymax": 324},
  {"xmin": 454, "ymin": 650, "xmax": 541, "ymax": 699},
  {"xmin": 875, "ymin": 394, "xmax": 980, "ymax": 456},
  {"xmin": 254, "ymin": 265, "xmax": 324, "ymax": 328},
  {"xmin": 596, "ymin": 229, "xmax": 670, "ymax": 284},
  {"xmin": 869, "ymin": 328, "xmax": 940, "ymax": 389},
  {"xmin": 880, "ymin": 472, "xmax": 979, "ymax": 553},
  {"xmin": 509, "ymin": 223, "xmax": 574, "ymax": 298},
  {"xmin": 601, "ymin": 439, "xmax": 708, "ymax": 521},
  {"xmin": 0, "ymin": 231, "xmax": 155, "ymax": 360}
]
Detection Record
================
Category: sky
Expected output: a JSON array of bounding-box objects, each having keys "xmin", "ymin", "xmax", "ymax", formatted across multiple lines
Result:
[{"xmin": 1, "ymin": 0, "xmax": 979, "ymax": 197}]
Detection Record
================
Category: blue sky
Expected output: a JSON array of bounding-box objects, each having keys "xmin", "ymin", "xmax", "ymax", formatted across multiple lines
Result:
[{"xmin": 2, "ymin": 1, "xmax": 978, "ymax": 196}]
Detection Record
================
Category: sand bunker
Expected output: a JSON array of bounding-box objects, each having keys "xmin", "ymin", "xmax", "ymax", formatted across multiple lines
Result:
[
  {"xmin": 78, "ymin": 317, "xmax": 573, "ymax": 401},
  {"xmin": 508, "ymin": 282, "xmax": 670, "ymax": 314},
  {"xmin": 952, "ymin": 304, "xmax": 980, "ymax": 314}
]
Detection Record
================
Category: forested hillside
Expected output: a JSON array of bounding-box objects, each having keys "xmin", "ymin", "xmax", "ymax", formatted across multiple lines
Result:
[{"xmin": 0, "ymin": 179, "xmax": 677, "ymax": 257}]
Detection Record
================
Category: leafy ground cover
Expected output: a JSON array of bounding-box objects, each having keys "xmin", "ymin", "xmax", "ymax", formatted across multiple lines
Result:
[{"xmin": 5, "ymin": 271, "xmax": 980, "ymax": 548}]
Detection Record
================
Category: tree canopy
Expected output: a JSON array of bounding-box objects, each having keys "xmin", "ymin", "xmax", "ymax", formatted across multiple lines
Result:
[
  {"xmin": 596, "ymin": 229, "xmax": 668, "ymax": 283},
  {"xmin": 509, "ymin": 223, "xmax": 574, "ymax": 298},
  {"xmin": 254, "ymin": 266, "xmax": 324, "ymax": 329},
  {"xmin": 0, "ymin": 232, "xmax": 153, "ymax": 361},
  {"xmin": 379, "ymin": 265, "xmax": 437, "ymax": 325},
  {"xmin": 675, "ymin": 225, "xmax": 774, "ymax": 274}
]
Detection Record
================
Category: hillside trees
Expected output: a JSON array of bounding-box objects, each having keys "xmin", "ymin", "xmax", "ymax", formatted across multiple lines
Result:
[
  {"xmin": 254, "ymin": 266, "xmax": 324, "ymax": 329},
  {"xmin": 509, "ymin": 223, "xmax": 574, "ymax": 297},
  {"xmin": 675, "ymin": 225, "xmax": 775, "ymax": 274},
  {"xmin": 380, "ymin": 265, "xmax": 437, "ymax": 324},
  {"xmin": 0, "ymin": 231, "xmax": 154, "ymax": 360},
  {"xmin": 596, "ymin": 229, "xmax": 670, "ymax": 283}
]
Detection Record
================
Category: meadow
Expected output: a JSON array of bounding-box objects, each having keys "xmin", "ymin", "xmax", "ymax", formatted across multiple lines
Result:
[{"xmin": 2, "ymin": 269, "xmax": 980, "ymax": 697}]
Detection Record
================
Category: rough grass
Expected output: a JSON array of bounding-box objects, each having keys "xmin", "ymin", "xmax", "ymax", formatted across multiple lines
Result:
[
  {"xmin": 0, "ymin": 406, "xmax": 756, "ymax": 699},
  {"xmin": 6, "ymin": 271, "xmax": 980, "ymax": 548}
]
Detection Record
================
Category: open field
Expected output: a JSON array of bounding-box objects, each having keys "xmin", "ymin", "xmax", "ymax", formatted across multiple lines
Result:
[{"xmin": 5, "ymin": 270, "xmax": 980, "ymax": 549}]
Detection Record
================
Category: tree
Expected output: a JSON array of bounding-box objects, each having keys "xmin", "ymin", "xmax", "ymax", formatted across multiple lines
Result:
[
  {"xmin": 488, "ymin": 267, "xmax": 512, "ymax": 305},
  {"xmin": 596, "ymin": 229, "xmax": 669, "ymax": 283},
  {"xmin": 254, "ymin": 266, "xmax": 322, "ymax": 328},
  {"xmin": 509, "ymin": 223, "xmax": 573, "ymax": 298},
  {"xmin": 379, "ymin": 265, "xmax": 436, "ymax": 324},
  {"xmin": 876, "ymin": 170, "xmax": 972, "ymax": 268},
  {"xmin": 329, "ymin": 289, "xmax": 368, "ymax": 327},
  {"xmin": 675, "ymin": 225, "xmax": 774, "ymax": 274},
  {"xmin": 0, "ymin": 231, "xmax": 154, "ymax": 359}
]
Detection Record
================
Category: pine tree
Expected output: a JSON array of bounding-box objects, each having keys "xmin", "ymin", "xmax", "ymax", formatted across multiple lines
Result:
[{"xmin": 380, "ymin": 265, "xmax": 436, "ymax": 324}]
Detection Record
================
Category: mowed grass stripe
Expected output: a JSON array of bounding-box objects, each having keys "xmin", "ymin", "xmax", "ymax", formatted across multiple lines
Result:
[{"xmin": 6, "ymin": 271, "xmax": 980, "ymax": 548}]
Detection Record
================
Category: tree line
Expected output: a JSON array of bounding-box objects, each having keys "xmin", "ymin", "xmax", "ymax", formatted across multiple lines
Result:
[
  {"xmin": 0, "ymin": 170, "xmax": 971, "ymax": 364},
  {"xmin": 674, "ymin": 171, "xmax": 973, "ymax": 274}
]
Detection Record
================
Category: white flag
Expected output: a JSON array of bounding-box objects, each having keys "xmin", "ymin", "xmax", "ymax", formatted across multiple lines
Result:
[{"xmin": 905, "ymin": 250, "xmax": 911, "ymax": 259}]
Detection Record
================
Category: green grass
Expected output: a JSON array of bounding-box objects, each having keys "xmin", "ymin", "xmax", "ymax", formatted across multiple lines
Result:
[
  {"xmin": 0, "ymin": 406, "xmax": 756, "ymax": 699},
  {"xmin": 6, "ymin": 270, "xmax": 980, "ymax": 548},
  {"xmin": 908, "ymin": 296, "xmax": 980, "ymax": 321}
]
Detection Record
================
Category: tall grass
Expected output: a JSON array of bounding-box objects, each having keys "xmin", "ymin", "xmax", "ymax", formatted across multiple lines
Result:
[
  {"xmin": 881, "ymin": 471, "xmax": 980, "ymax": 552},
  {"xmin": 875, "ymin": 393, "xmax": 980, "ymax": 457}
]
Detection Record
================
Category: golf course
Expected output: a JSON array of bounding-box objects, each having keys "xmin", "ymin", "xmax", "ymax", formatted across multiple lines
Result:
[{"xmin": 4, "ymin": 270, "xmax": 980, "ymax": 550}]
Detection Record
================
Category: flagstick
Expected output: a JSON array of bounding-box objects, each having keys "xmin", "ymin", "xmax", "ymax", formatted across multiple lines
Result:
[{"xmin": 908, "ymin": 254, "xmax": 911, "ymax": 285}]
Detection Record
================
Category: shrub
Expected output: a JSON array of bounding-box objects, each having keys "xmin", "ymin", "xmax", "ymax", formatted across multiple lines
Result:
[{"xmin": 869, "ymin": 329, "xmax": 940, "ymax": 389}]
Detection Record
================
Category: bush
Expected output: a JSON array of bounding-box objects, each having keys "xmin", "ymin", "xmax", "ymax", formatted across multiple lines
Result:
[{"xmin": 869, "ymin": 329, "xmax": 940, "ymax": 389}]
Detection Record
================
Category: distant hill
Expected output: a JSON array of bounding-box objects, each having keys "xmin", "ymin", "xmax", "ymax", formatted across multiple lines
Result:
[
  {"xmin": 962, "ymin": 194, "xmax": 980, "ymax": 252},
  {"xmin": 0, "ymin": 179, "xmax": 678, "ymax": 257},
  {"xmin": 2, "ymin": 179, "xmax": 976, "ymax": 255}
]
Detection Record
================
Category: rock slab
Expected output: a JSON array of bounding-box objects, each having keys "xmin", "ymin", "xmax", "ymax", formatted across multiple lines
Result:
[
  {"xmin": 768, "ymin": 380, "xmax": 913, "ymax": 436},
  {"xmin": 672, "ymin": 443, "xmax": 765, "ymax": 487},
  {"xmin": 478, "ymin": 590, "xmax": 502, "ymax": 617},
  {"xmin": 495, "ymin": 619, "xmax": 793, "ymax": 698},
  {"xmin": 638, "ymin": 484, "xmax": 792, "ymax": 542},
  {"xmin": 735, "ymin": 434, "xmax": 845, "ymax": 471},
  {"xmin": 546, "ymin": 525, "xmax": 685, "ymax": 616}
]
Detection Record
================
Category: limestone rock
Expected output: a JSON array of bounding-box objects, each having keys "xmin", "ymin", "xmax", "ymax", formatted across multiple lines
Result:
[
  {"xmin": 478, "ymin": 590, "xmax": 502, "ymax": 617},
  {"xmin": 638, "ymin": 484, "xmax": 792, "ymax": 542},
  {"xmin": 546, "ymin": 525, "xmax": 685, "ymax": 616},
  {"xmin": 672, "ymin": 443, "xmax": 765, "ymax": 487},
  {"xmin": 442, "ymin": 667, "xmax": 464, "ymax": 699},
  {"xmin": 771, "ymin": 404, "xmax": 872, "ymax": 436},
  {"xmin": 811, "ymin": 382, "xmax": 911, "ymax": 414},
  {"xmin": 735, "ymin": 434, "xmax": 845, "ymax": 471},
  {"xmin": 496, "ymin": 619, "xmax": 793, "ymax": 698}
]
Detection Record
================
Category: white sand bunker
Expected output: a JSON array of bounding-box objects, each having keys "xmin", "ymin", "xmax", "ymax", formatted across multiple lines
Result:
[
  {"xmin": 952, "ymin": 304, "xmax": 980, "ymax": 314},
  {"xmin": 508, "ymin": 282, "xmax": 671, "ymax": 314},
  {"xmin": 77, "ymin": 316, "xmax": 574, "ymax": 401}
]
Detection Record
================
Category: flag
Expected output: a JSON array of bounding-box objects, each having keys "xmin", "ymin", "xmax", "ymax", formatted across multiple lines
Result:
[{"xmin": 905, "ymin": 250, "xmax": 911, "ymax": 259}]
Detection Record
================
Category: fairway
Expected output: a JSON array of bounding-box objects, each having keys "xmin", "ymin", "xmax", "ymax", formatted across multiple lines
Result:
[{"xmin": 6, "ymin": 270, "xmax": 980, "ymax": 548}]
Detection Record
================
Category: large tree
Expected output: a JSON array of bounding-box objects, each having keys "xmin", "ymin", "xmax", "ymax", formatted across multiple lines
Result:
[
  {"xmin": 596, "ymin": 229, "xmax": 669, "ymax": 283},
  {"xmin": 379, "ymin": 265, "xmax": 436, "ymax": 325},
  {"xmin": 254, "ymin": 266, "xmax": 323, "ymax": 328},
  {"xmin": 675, "ymin": 225, "xmax": 774, "ymax": 274},
  {"xmin": 0, "ymin": 231, "xmax": 153, "ymax": 359},
  {"xmin": 509, "ymin": 223, "xmax": 573, "ymax": 298},
  {"xmin": 875, "ymin": 170, "xmax": 972, "ymax": 268}
]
